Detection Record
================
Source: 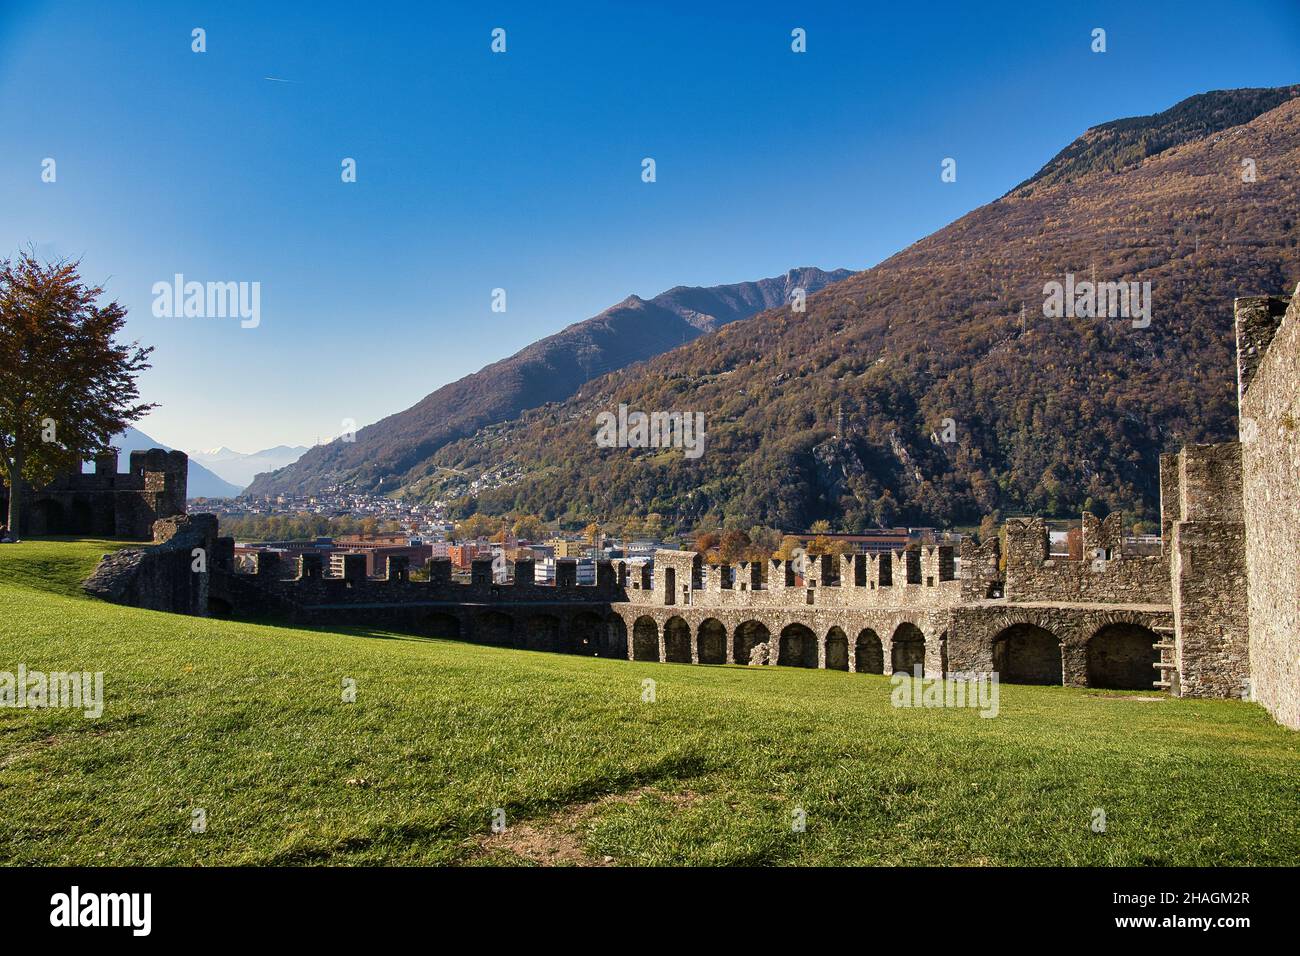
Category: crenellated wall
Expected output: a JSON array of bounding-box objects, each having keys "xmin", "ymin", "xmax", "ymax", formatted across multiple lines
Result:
[
  {"xmin": 6, "ymin": 447, "xmax": 188, "ymax": 539},
  {"xmin": 1002, "ymin": 516, "xmax": 1171, "ymax": 605},
  {"xmin": 73, "ymin": 278, "xmax": 1300, "ymax": 730}
]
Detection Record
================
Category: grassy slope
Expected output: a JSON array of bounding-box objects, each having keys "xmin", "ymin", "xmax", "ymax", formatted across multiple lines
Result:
[{"xmin": 1, "ymin": 539, "xmax": 1297, "ymax": 866}]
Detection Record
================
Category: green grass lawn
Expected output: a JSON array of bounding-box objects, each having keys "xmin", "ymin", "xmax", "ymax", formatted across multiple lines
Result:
[{"xmin": 1, "ymin": 537, "xmax": 1298, "ymax": 866}]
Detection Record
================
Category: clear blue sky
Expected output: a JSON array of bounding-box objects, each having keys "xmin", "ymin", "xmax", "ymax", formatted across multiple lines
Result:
[{"xmin": 3, "ymin": 0, "xmax": 1298, "ymax": 452}]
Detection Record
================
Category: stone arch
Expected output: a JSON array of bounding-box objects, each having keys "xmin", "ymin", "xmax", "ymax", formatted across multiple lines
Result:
[
  {"xmin": 697, "ymin": 618, "xmax": 726, "ymax": 664},
  {"xmin": 855, "ymin": 628, "xmax": 884, "ymax": 674},
  {"xmin": 733, "ymin": 620, "xmax": 770, "ymax": 665},
  {"xmin": 890, "ymin": 622, "xmax": 926, "ymax": 676},
  {"xmin": 32, "ymin": 498, "xmax": 65, "ymax": 535},
  {"xmin": 825, "ymin": 626, "xmax": 849, "ymax": 671},
  {"xmin": 992, "ymin": 622, "xmax": 1063, "ymax": 685},
  {"xmin": 664, "ymin": 616, "xmax": 691, "ymax": 663},
  {"xmin": 570, "ymin": 611, "xmax": 605, "ymax": 656},
  {"xmin": 632, "ymin": 616, "xmax": 659, "ymax": 661},
  {"xmin": 524, "ymin": 613, "xmax": 561, "ymax": 653},
  {"xmin": 425, "ymin": 612, "xmax": 461, "ymax": 641},
  {"xmin": 1087, "ymin": 622, "xmax": 1159, "ymax": 690},
  {"xmin": 476, "ymin": 610, "xmax": 514, "ymax": 647},
  {"xmin": 779, "ymin": 623, "xmax": 818, "ymax": 668},
  {"xmin": 207, "ymin": 595, "xmax": 233, "ymax": 618},
  {"xmin": 604, "ymin": 616, "xmax": 628, "ymax": 658},
  {"xmin": 69, "ymin": 499, "xmax": 94, "ymax": 535}
]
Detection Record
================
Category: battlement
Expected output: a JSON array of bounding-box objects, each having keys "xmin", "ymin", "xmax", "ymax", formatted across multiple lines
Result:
[
  {"xmin": 8, "ymin": 446, "xmax": 189, "ymax": 538},
  {"xmin": 635, "ymin": 546, "xmax": 963, "ymax": 612},
  {"xmin": 1002, "ymin": 514, "xmax": 1171, "ymax": 605},
  {"xmin": 959, "ymin": 535, "xmax": 1002, "ymax": 601},
  {"xmin": 222, "ymin": 552, "xmax": 624, "ymax": 607}
]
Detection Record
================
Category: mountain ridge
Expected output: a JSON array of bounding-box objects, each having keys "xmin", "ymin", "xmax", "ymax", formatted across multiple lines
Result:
[
  {"xmin": 244, "ymin": 267, "xmax": 850, "ymax": 496},
  {"xmin": 101, "ymin": 426, "xmax": 242, "ymax": 499},
  {"xmin": 418, "ymin": 86, "xmax": 1300, "ymax": 530}
]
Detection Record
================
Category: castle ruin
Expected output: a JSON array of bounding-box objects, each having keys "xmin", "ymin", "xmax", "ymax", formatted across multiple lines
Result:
[
  {"xmin": 3, "ymin": 448, "xmax": 188, "ymax": 539},
  {"xmin": 79, "ymin": 286, "xmax": 1300, "ymax": 729}
]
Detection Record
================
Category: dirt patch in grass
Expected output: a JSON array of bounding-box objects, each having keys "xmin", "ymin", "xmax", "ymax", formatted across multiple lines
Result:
[
  {"xmin": 0, "ymin": 734, "xmax": 60, "ymax": 770},
  {"xmin": 469, "ymin": 787, "xmax": 699, "ymax": 866}
]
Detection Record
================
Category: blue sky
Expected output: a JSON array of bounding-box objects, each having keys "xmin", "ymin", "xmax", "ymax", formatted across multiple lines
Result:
[{"xmin": 2, "ymin": 0, "xmax": 1298, "ymax": 452}]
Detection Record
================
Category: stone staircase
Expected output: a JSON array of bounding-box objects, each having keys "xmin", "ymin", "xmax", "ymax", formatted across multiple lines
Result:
[{"xmin": 1153, "ymin": 624, "xmax": 1178, "ymax": 692}]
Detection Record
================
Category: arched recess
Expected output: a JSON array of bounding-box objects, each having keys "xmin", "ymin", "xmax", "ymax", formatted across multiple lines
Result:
[
  {"xmin": 890, "ymin": 622, "xmax": 926, "ymax": 676},
  {"xmin": 825, "ymin": 627, "xmax": 849, "ymax": 671},
  {"xmin": 524, "ymin": 614, "xmax": 561, "ymax": 653},
  {"xmin": 32, "ymin": 499, "xmax": 65, "ymax": 535},
  {"xmin": 570, "ymin": 611, "xmax": 605, "ymax": 656},
  {"xmin": 632, "ymin": 617, "xmax": 659, "ymax": 661},
  {"xmin": 855, "ymin": 628, "xmax": 884, "ymax": 674},
  {"xmin": 1087, "ymin": 622, "xmax": 1159, "ymax": 690},
  {"xmin": 476, "ymin": 611, "xmax": 514, "ymax": 648},
  {"xmin": 207, "ymin": 595, "xmax": 233, "ymax": 619},
  {"xmin": 425, "ymin": 612, "xmax": 461, "ymax": 641},
  {"xmin": 69, "ymin": 499, "xmax": 94, "ymax": 535},
  {"xmin": 697, "ymin": 618, "xmax": 726, "ymax": 664},
  {"xmin": 991, "ymin": 622, "xmax": 1063, "ymax": 685},
  {"xmin": 603, "ymin": 616, "xmax": 628, "ymax": 658},
  {"xmin": 663, "ymin": 616, "xmax": 692, "ymax": 663},
  {"xmin": 733, "ymin": 621, "xmax": 769, "ymax": 665},
  {"xmin": 779, "ymin": 623, "xmax": 818, "ymax": 668}
]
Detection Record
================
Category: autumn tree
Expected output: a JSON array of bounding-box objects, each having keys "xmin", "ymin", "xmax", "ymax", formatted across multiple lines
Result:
[
  {"xmin": 456, "ymin": 513, "xmax": 497, "ymax": 540},
  {"xmin": 747, "ymin": 525, "xmax": 781, "ymax": 555},
  {"xmin": 512, "ymin": 513, "xmax": 545, "ymax": 540},
  {"xmin": 0, "ymin": 252, "xmax": 153, "ymax": 533},
  {"xmin": 693, "ymin": 530, "xmax": 720, "ymax": 554},
  {"xmin": 773, "ymin": 534, "xmax": 803, "ymax": 560},
  {"xmin": 806, "ymin": 534, "xmax": 833, "ymax": 556},
  {"xmin": 718, "ymin": 529, "xmax": 751, "ymax": 562}
]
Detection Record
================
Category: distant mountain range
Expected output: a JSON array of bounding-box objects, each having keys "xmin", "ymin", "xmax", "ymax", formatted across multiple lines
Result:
[
  {"xmin": 189, "ymin": 445, "xmax": 308, "ymax": 490},
  {"xmin": 411, "ymin": 85, "xmax": 1300, "ymax": 530},
  {"xmin": 250, "ymin": 85, "xmax": 1300, "ymax": 533},
  {"xmin": 101, "ymin": 426, "xmax": 242, "ymax": 499},
  {"xmin": 243, "ymin": 267, "xmax": 851, "ymax": 497}
]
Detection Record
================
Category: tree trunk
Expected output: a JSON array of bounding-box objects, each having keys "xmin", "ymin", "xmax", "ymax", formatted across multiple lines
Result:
[{"xmin": 6, "ymin": 439, "xmax": 23, "ymax": 536}]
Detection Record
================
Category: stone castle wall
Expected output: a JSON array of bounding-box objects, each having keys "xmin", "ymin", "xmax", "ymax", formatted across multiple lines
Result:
[
  {"xmin": 1238, "ymin": 289, "xmax": 1300, "ymax": 729},
  {"xmin": 66, "ymin": 288, "xmax": 1299, "ymax": 727},
  {"xmin": 1166, "ymin": 443, "xmax": 1251, "ymax": 698},
  {"xmin": 6, "ymin": 448, "xmax": 188, "ymax": 539},
  {"xmin": 1002, "ymin": 516, "xmax": 1171, "ymax": 606}
]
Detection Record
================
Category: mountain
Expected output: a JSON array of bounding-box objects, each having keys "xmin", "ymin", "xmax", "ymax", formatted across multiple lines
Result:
[
  {"xmin": 189, "ymin": 444, "xmax": 309, "ymax": 490},
  {"xmin": 101, "ymin": 427, "xmax": 242, "ymax": 499},
  {"xmin": 415, "ymin": 86, "xmax": 1300, "ymax": 531},
  {"xmin": 244, "ymin": 267, "xmax": 851, "ymax": 496}
]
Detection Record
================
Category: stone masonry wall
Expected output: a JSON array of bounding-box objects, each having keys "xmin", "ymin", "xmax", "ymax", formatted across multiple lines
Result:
[
  {"xmin": 1169, "ymin": 443, "xmax": 1251, "ymax": 699},
  {"xmin": 1238, "ymin": 289, "xmax": 1300, "ymax": 729},
  {"xmin": 1002, "ymin": 517, "xmax": 1171, "ymax": 605}
]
